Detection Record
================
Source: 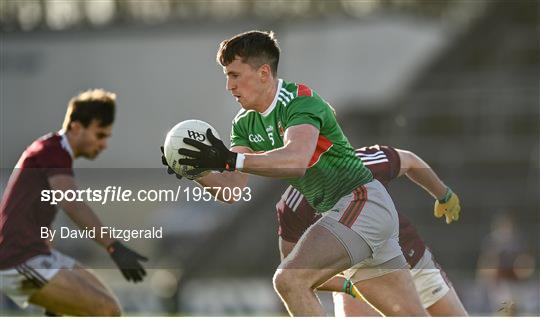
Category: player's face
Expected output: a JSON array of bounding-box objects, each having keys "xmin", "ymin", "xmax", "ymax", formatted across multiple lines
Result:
[
  {"xmin": 223, "ymin": 58, "xmax": 266, "ymax": 110},
  {"xmin": 74, "ymin": 120, "xmax": 112, "ymax": 159}
]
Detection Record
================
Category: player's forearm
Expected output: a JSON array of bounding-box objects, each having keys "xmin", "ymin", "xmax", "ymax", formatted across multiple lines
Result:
[
  {"xmin": 400, "ymin": 150, "xmax": 447, "ymax": 200},
  {"xmin": 406, "ymin": 168, "xmax": 447, "ymax": 200},
  {"xmin": 196, "ymin": 171, "xmax": 248, "ymax": 203},
  {"xmin": 242, "ymin": 147, "xmax": 309, "ymax": 178},
  {"xmin": 61, "ymin": 202, "xmax": 114, "ymax": 247}
]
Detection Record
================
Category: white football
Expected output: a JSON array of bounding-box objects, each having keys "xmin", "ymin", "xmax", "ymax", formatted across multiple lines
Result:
[{"xmin": 163, "ymin": 119, "xmax": 220, "ymax": 178}]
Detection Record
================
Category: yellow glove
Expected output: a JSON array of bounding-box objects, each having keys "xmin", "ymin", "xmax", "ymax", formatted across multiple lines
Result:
[{"xmin": 434, "ymin": 188, "xmax": 460, "ymax": 224}]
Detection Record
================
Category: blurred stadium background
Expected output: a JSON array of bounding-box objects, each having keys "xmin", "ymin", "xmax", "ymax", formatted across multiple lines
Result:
[{"xmin": 1, "ymin": 0, "xmax": 538, "ymax": 316}]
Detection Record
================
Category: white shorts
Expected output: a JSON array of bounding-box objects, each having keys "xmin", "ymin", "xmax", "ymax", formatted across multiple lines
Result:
[
  {"xmin": 411, "ymin": 249, "xmax": 451, "ymax": 308},
  {"xmin": 0, "ymin": 250, "xmax": 76, "ymax": 308},
  {"xmin": 318, "ymin": 180, "xmax": 407, "ymax": 281}
]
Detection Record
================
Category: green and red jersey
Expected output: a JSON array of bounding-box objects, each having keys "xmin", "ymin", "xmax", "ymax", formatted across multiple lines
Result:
[{"xmin": 230, "ymin": 79, "xmax": 373, "ymax": 212}]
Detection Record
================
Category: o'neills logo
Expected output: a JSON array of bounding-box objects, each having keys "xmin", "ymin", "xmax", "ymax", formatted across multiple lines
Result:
[{"xmin": 278, "ymin": 121, "xmax": 284, "ymax": 137}]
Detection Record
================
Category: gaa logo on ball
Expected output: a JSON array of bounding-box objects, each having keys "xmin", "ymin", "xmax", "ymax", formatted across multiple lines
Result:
[
  {"xmin": 187, "ymin": 130, "xmax": 206, "ymax": 142},
  {"xmin": 163, "ymin": 119, "xmax": 220, "ymax": 178}
]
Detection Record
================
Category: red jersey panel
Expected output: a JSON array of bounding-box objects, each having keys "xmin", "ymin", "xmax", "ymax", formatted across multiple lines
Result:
[
  {"xmin": 0, "ymin": 133, "xmax": 73, "ymax": 268},
  {"xmin": 276, "ymin": 145, "xmax": 426, "ymax": 267}
]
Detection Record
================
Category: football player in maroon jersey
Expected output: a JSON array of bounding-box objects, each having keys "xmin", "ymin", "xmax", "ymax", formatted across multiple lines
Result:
[
  {"xmin": 276, "ymin": 145, "xmax": 467, "ymax": 316},
  {"xmin": 0, "ymin": 89, "xmax": 147, "ymax": 316}
]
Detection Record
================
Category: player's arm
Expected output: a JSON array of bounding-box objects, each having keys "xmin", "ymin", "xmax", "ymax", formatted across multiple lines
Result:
[
  {"xmin": 241, "ymin": 124, "xmax": 318, "ymax": 177},
  {"xmin": 48, "ymin": 174, "xmax": 148, "ymax": 282},
  {"xmin": 396, "ymin": 149, "xmax": 447, "ymax": 200},
  {"xmin": 48, "ymin": 174, "xmax": 114, "ymax": 248},
  {"xmin": 179, "ymin": 125, "xmax": 318, "ymax": 179},
  {"xmin": 187, "ymin": 126, "xmax": 316, "ymax": 200},
  {"xmin": 396, "ymin": 149, "xmax": 461, "ymax": 224}
]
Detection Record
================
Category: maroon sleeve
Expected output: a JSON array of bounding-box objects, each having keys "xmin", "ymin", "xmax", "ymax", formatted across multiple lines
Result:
[
  {"xmin": 36, "ymin": 143, "xmax": 73, "ymax": 178},
  {"xmin": 357, "ymin": 145, "xmax": 397, "ymax": 184},
  {"xmin": 380, "ymin": 146, "xmax": 401, "ymax": 182}
]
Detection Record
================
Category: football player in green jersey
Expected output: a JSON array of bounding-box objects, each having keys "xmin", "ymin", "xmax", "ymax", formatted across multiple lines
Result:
[{"xmin": 167, "ymin": 30, "xmax": 428, "ymax": 316}]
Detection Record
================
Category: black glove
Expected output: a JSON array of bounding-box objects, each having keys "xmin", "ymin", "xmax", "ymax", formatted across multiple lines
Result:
[
  {"xmin": 107, "ymin": 241, "xmax": 148, "ymax": 283},
  {"xmin": 160, "ymin": 146, "xmax": 182, "ymax": 179},
  {"xmin": 178, "ymin": 128, "xmax": 237, "ymax": 175}
]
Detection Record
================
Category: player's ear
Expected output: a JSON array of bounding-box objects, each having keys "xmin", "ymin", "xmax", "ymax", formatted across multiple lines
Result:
[
  {"xmin": 259, "ymin": 64, "xmax": 272, "ymax": 82},
  {"xmin": 70, "ymin": 121, "xmax": 83, "ymax": 135}
]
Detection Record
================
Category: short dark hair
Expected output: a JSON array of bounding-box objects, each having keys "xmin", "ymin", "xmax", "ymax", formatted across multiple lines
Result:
[
  {"xmin": 62, "ymin": 89, "xmax": 116, "ymax": 131},
  {"xmin": 217, "ymin": 30, "xmax": 280, "ymax": 76}
]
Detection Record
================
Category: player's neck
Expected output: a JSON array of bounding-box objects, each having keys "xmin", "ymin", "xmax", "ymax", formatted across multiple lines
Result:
[
  {"xmin": 64, "ymin": 131, "xmax": 80, "ymax": 158},
  {"xmin": 256, "ymin": 78, "xmax": 279, "ymax": 113}
]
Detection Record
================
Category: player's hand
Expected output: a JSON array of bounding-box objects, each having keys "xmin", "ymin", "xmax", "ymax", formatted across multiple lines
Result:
[
  {"xmin": 107, "ymin": 241, "xmax": 148, "ymax": 283},
  {"xmin": 178, "ymin": 128, "xmax": 237, "ymax": 175},
  {"xmin": 434, "ymin": 188, "xmax": 460, "ymax": 224},
  {"xmin": 160, "ymin": 146, "xmax": 182, "ymax": 179}
]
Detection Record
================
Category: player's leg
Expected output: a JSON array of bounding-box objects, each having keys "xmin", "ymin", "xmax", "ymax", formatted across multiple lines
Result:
[
  {"xmin": 273, "ymin": 223, "xmax": 354, "ymax": 316},
  {"xmin": 281, "ymin": 237, "xmax": 384, "ymax": 317},
  {"xmin": 427, "ymin": 287, "xmax": 468, "ymax": 316},
  {"xmin": 352, "ymin": 268, "xmax": 426, "ymax": 316},
  {"xmin": 343, "ymin": 181, "xmax": 426, "ymax": 316},
  {"xmin": 28, "ymin": 263, "xmax": 122, "ymax": 316},
  {"xmin": 332, "ymin": 292, "xmax": 381, "ymax": 317},
  {"xmin": 274, "ymin": 181, "xmax": 426, "ymax": 316},
  {"xmin": 411, "ymin": 249, "xmax": 468, "ymax": 316}
]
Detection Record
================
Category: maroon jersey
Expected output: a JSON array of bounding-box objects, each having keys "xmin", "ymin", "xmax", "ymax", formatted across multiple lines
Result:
[
  {"xmin": 0, "ymin": 133, "xmax": 73, "ymax": 269},
  {"xmin": 276, "ymin": 145, "xmax": 426, "ymax": 267}
]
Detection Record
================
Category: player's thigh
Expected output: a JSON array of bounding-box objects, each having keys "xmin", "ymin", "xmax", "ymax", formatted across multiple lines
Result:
[
  {"xmin": 333, "ymin": 292, "xmax": 381, "ymax": 317},
  {"xmin": 278, "ymin": 237, "xmax": 297, "ymax": 261},
  {"xmin": 412, "ymin": 249, "xmax": 466, "ymax": 315},
  {"xmin": 427, "ymin": 287, "xmax": 468, "ymax": 316},
  {"xmin": 354, "ymin": 269, "xmax": 427, "ymax": 316},
  {"xmin": 29, "ymin": 264, "xmax": 121, "ymax": 316},
  {"xmin": 278, "ymin": 223, "xmax": 353, "ymax": 287}
]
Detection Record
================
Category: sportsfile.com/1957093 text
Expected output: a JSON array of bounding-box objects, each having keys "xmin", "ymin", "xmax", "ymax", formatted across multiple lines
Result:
[{"xmin": 40, "ymin": 186, "xmax": 252, "ymax": 205}]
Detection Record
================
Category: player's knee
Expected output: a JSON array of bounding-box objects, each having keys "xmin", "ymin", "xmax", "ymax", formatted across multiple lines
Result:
[
  {"xmin": 273, "ymin": 269, "xmax": 293, "ymax": 296},
  {"xmin": 273, "ymin": 268, "xmax": 308, "ymax": 296}
]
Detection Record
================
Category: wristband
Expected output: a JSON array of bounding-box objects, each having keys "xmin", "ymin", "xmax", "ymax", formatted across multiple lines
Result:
[
  {"xmin": 342, "ymin": 279, "xmax": 355, "ymax": 298},
  {"xmin": 438, "ymin": 187, "xmax": 453, "ymax": 204},
  {"xmin": 235, "ymin": 153, "xmax": 245, "ymax": 171}
]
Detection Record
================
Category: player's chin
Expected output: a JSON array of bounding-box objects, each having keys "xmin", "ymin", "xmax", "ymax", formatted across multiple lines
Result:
[
  {"xmin": 239, "ymin": 100, "xmax": 253, "ymax": 110},
  {"xmin": 85, "ymin": 151, "xmax": 100, "ymax": 159}
]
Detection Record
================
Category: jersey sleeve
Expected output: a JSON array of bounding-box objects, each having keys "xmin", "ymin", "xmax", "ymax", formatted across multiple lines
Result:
[
  {"xmin": 284, "ymin": 96, "xmax": 328, "ymax": 131},
  {"xmin": 230, "ymin": 119, "xmax": 251, "ymax": 148},
  {"xmin": 36, "ymin": 145, "xmax": 73, "ymax": 178},
  {"xmin": 380, "ymin": 146, "xmax": 401, "ymax": 181}
]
